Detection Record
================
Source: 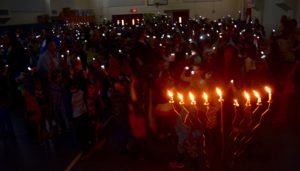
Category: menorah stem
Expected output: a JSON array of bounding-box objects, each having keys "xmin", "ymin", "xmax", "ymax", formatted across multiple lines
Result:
[
  {"xmin": 171, "ymin": 104, "xmax": 181, "ymax": 118},
  {"xmin": 252, "ymin": 106, "xmax": 260, "ymax": 115},
  {"xmin": 182, "ymin": 106, "xmax": 190, "ymax": 124},
  {"xmin": 238, "ymin": 102, "xmax": 271, "ymax": 155},
  {"xmin": 232, "ymin": 106, "xmax": 238, "ymax": 126},
  {"xmin": 258, "ymin": 102, "xmax": 271, "ymax": 124},
  {"xmin": 182, "ymin": 105, "xmax": 190, "ymax": 114},
  {"xmin": 220, "ymin": 101, "xmax": 224, "ymax": 162}
]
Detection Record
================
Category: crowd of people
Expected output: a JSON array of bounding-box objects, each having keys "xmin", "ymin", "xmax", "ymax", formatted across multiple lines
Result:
[{"xmin": 0, "ymin": 14, "xmax": 299, "ymax": 170}]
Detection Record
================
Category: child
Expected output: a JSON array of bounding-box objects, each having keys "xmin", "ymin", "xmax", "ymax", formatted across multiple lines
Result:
[
  {"xmin": 20, "ymin": 84, "xmax": 42, "ymax": 142},
  {"xmin": 70, "ymin": 81, "xmax": 91, "ymax": 158},
  {"xmin": 86, "ymin": 82, "xmax": 102, "ymax": 146},
  {"xmin": 49, "ymin": 70, "xmax": 69, "ymax": 133},
  {"xmin": 169, "ymin": 106, "xmax": 202, "ymax": 171}
]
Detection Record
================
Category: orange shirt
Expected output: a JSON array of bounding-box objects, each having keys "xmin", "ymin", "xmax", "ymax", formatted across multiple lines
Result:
[{"xmin": 25, "ymin": 95, "xmax": 42, "ymax": 121}]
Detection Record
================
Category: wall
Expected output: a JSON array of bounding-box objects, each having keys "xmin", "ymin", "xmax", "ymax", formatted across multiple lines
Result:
[
  {"xmin": 5, "ymin": 0, "xmax": 300, "ymax": 30},
  {"xmin": 297, "ymin": 0, "xmax": 300, "ymax": 25},
  {"xmin": 262, "ymin": 0, "xmax": 284, "ymax": 36},
  {"xmin": 50, "ymin": 0, "xmax": 75, "ymax": 12},
  {"xmin": 0, "ymin": 0, "xmax": 48, "ymax": 25},
  {"xmin": 1, "ymin": 0, "xmax": 94, "ymax": 25},
  {"xmin": 90, "ymin": 0, "xmax": 103, "ymax": 22},
  {"xmin": 73, "ymin": 0, "xmax": 93, "ymax": 9},
  {"xmin": 261, "ymin": 0, "xmax": 300, "ymax": 36},
  {"xmin": 5, "ymin": 11, "xmax": 46, "ymax": 25},
  {"xmin": 102, "ymin": 0, "xmax": 241, "ymax": 21}
]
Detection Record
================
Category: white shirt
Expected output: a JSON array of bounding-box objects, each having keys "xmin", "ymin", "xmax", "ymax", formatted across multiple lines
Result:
[{"xmin": 71, "ymin": 90, "xmax": 87, "ymax": 118}]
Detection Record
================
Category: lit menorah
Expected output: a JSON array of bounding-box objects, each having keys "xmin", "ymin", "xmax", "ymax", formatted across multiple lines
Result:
[{"xmin": 166, "ymin": 86, "xmax": 272, "ymax": 166}]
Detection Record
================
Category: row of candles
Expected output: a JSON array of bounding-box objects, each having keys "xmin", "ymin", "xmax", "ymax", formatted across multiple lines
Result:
[
  {"xmin": 167, "ymin": 86, "xmax": 272, "ymax": 161},
  {"xmin": 167, "ymin": 86, "xmax": 272, "ymax": 107}
]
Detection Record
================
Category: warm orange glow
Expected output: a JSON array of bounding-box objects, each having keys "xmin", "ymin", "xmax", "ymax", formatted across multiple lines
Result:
[
  {"xmin": 253, "ymin": 90, "xmax": 262, "ymax": 104},
  {"xmin": 233, "ymin": 99, "xmax": 239, "ymax": 106},
  {"xmin": 203, "ymin": 92, "xmax": 208, "ymax": 101},
  {"xmin": 265, "ymin": 86, "xmax": 272, "ymax": 102},
  {"xmin": 189, "ymin": 92, "xmax": 196, "ymax": 105},
  {"xmin": 265, "ymin": 86, "xmax": 271, "ymax": 94},
  {"xmin": 203, "ymin": 92, "xmax": 209, "ymax": 106},
  {"xmin": 216, "ymin": 87, "xmax": 223, "ymax": 101},
  {"xmin": 244, "ymin": 91, "xmax": 251, "ymax": 106},
  {"xmin": 167, "ymin": 90, "xmax": 173, "ymax": 98},
  {"xmin": 177, "ymin": 93, "xmax": 184, "ymax": 105},
  {"xmin": 167, "ymin": 90, "xmax": 174, "ymax": 103}
]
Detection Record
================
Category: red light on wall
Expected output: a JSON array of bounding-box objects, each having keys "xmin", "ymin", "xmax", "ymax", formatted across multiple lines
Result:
[{"xmin": 131, "ymin": 8, "xmax": 138, "ymax": 13}]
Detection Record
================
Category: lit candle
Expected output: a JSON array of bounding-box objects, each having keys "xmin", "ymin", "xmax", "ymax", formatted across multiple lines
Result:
[
  {"xmin": 233, "ymin": 99, "xmax": 239, "ymax": 107},
  {"xmin": 167, "ymin": 90, "xmax": 174, "ymax": 104},
  {"xmin": 179, "ymin": 17, "xmax": 182, "ymax": 23},
  {"xmin": 132, "ymin": 19, "xmax": 135, "ymax": 25},
  {"xmin": 121, "ymin": 20, "xmax": 125, "ymax": 26},
  {"xmin": 216, "ymin": 87, "xmax": 224, "ymax": 159},
  {"xmin": 216, "ymin": 87, "xmax": 223, "ymax": 102},
  {"xmin": 232, "ymin": 98, "xmax": 239, "ymax": 125},
  {"xmin": 189, "ymin": 92, "xmax": 196, "ymax": 105},
  {"xmin": 253, "ymin": 90, "xmax": 262, "ymax": 105},
  {"xmin": 203, "ymin": 92, "xmax": 209, "ymax": 106},
  {"xmin": 177, "ymin": 93, "xmax": 184, "ymax": 105},
  {"xmin": 117, "ymin": 20, "xmax": 120, "ymax": 25},
  {"xmin": 244, "ymin": 91, "xmax": 251, "ymax": 106},
  {"xmin": 265, "ymin": 86, "xmax": 272, "ymax": 102}
]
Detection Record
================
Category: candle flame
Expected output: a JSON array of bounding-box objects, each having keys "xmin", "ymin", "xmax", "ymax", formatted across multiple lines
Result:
[
  {"xmin": 203, "ymin": 92, "xmax": 208, "ymax": 102},
  {"xmin": 244, "ymin": 91, "xmax": 250, "ymax": 101},
  {"xmin": 216, "ymin": 87, "xmax": 222, "ymax": 99},
  {"xmin": 189, "ymin": 92, "xmax": 196, "ymax": 105},
  {"xmin": 265, "ymin": 86, "xmax": 272, "ymax": 102},
  {"xmin": 253, "ymin": 90, "xmax": 260, "ymax": 99},
  {"xmin": 167, "ymin": 90, "xmax": 173, "ymax": 98},
  {"xmin": 177, "ymin": 93, "xmax": 184, "ymax": 104},
  {"xmin": 234, "ymin": 99, "xmax": 239, "ymax": 106},
  {"xmin": 244, "ymin": 91, "xmax": 251, "ymax": 106},
  {"xmin": 253, "ymin": 90, "xmax": 262, "ymax": 105},
  {"xmin": 167, "ymin": 90, "xmax": 174, "ymax": 103},
  {"xmin": 265, "ymin": 86, "xmax": 271, "ymax": 94},
  {"xmin": 203, "ymin": 92, "xmax": 209, "ymax": 105}
]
